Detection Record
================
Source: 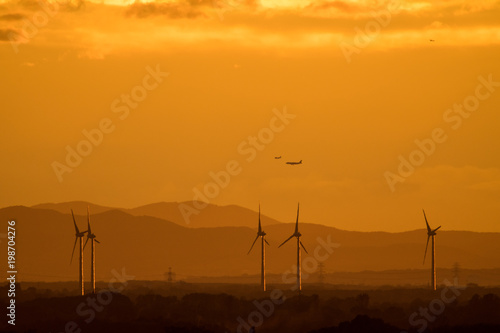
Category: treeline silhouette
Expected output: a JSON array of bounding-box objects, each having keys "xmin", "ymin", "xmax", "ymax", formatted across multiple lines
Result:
[{"xmin": 1, "ymin": 284, "xmax": 499, "ymax": 333}]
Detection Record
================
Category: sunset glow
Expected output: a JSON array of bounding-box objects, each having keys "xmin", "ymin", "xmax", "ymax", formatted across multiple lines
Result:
[
  {"xmin": 1, "ymin": 3, "xmax": 500, "ymax": 331},
  {"xmin": 1, "ymin": 0, "xmax": 500, "ymax": 233}
]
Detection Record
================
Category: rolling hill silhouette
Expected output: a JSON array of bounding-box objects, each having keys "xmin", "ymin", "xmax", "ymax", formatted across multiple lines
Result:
[
  {"xmin": 1, "ymin": 204, "xmax": 499, "ymax": 284},
  {"xmin": 32, "ymin": 201, "xmax": 281, "ymax": 228}
]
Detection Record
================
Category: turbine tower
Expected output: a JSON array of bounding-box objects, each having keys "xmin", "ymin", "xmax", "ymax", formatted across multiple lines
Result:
[
  {"xmin": 84, "ymin": 207, "xmax": 100, "ymax": 294},
  {"xmin": 247, "ymin": 204, "xmax": 270, "ymax": 291},
  {"xmin": 279, "ymin": 203, "xmax": 308, "ymax": 292},
  {"xmin": 70, "ymin": 209, "xmax": 87, "ymax": 296},
  {"xmin": 422, "ymin": 209, "xmax": 441, "ymax": 291}
]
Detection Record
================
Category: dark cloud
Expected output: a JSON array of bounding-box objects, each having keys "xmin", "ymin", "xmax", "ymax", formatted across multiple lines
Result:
[
  {"xmin": 185, "ymin": 0, "xmax": 218, "ymax": 6},
  {"xmin": 305, "ymin": 0, "xmax": 500, "ymax": 17},
  {"xmin": 0, "ymin": 13, "xmax": 26, "ymax": 20},
  {"xmin": 12, "ymin": 0, "xmax": 85, "ymax": 12},
  {"xmin": 61, "ymin": 0, "xmax": 85, "ymax": 12},
  {"xmin": 306, "ymin": 0, "xmax": 360, "ymax": 13},
  {"xmin": 125, "ymin": 0, "xmax": 258, "ymax": 19},
  {"xmin": 0, "ymin": 28, "xmax": 21, "ymax": 41},
  {"xmin": 125, "ymin": 1, "xmax": 208, "ymax": 19},
  {"xmin": 185, "ymin": 0, "xmax": 257, "ymax": 7}
]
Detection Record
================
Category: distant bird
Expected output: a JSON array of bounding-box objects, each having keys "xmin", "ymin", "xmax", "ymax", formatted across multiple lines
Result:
[
  {"xmin": 286, "ymin": 160, "xmax": 302, "ymax": 165},
  {"xmin": 279, "ymin": 203, "xmax": 307, "ymax": 292},
  {"xmin": 70, "ymin": 209, "xmax": 88, "ymax": 295},
  {"xmin": 84, "ymin": 206, "xmax": 100, "ymax": 294},
  {"xmin": 275, "ymin": 156, "xmax": 282, "ymax": 159},
  {"xmin": 422, "ymin": 210, "xmax": 441, "ymax": 291},
  {"xmin": 247, "ymin": 204, "xmax": 269, "ymax": 291},
  {"xmin": 430, "ymin": 39, "xmax": 435, "ymax": 42}
]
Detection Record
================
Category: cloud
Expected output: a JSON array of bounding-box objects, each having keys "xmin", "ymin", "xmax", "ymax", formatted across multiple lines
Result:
[
  {"xmin": 124, "ymin": 1, "xmax": 208, "ymax": 19},
  {"xmin": 456, "ymin": 0, "xmax": 499, "ymax": 14},
  {"xmin": 305, "ymin": 0, "xmax": 363, "ymax": 14},
  {"xmin": 0, "ymin": 0, "xmax": 497, "ymax": 53},
  {"xmin": 0, "ymin": 13, "xmax": 26, "ymax": 20},
  {"xmin": 11, "ymin": 0, "xmax": 44, "ymax": 11},
  {"xmin": 302, "ymin": 0, "xmax": 500, "ymax": 20},
  {"xmin": 77, "ymin": 45, "xmax": 109, "ymax": 59},
  {"xmin": 124, "ymin": 0, "xmax": 259, "ymax": 19},
  {"xmin": 424, "ymin": 20, "xmax": 448, "ymax": 30},
  {"xmin": 8, "ymin": 0, "xmax": 85, "ymax": 12},
  {"xmin": 61, "ymin": 0, "xmax": 86, "ymax": 12},
  {"xmin": 185, "ymin": 0, "xmax": 258, "ymax": 8},
  {"xmin": 0, "ymin": 27, "xmax": 21, "ymax": 41}
]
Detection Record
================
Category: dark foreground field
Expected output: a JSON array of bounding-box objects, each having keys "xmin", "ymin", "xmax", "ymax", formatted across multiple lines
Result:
[{"xmin": 1, "ymin": 282, "xmax": 499, "ymax": 333}]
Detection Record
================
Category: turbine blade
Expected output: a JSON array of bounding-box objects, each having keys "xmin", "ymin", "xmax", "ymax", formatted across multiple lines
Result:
[
  {"xmin": 70, "ymin": 237, "xmax": 78, "ymax": 264},
  {"xmin": 423, "ymin": 235, "xmax": 430, "ymax": 264},
  {"xmin": 264, "ymin": 239, "xmax": 270, "ymax": 246},
  {"xmin": 423, "ymin": 209, "xmax": 431, "ymax": 233},
  {"xmin": 278, "ymin": 234, "xmax": 295, "ymax": 248},
  {"xmin": 258, "ymin": 203, "xmax": 262, "ymax": 233},
  {"xmin": 300, "ymin": 240, "xmax": 308, "ymax": 254},
  {"xmin": 71, "ymin": 209, "xmax": 79, "ymax": 234},
  {"xmin": 83, "ymin": 236, "xmax": 90, "ymax": 250},
  {"xmin": 247, "ymin": 236, "xmax": 259, "ymax": 254},
  {"xmin": 295, "ymin": 203, "xmax": 300, "ymax": 233},
  {"xmin": 95, "ymin": 239, "xmax": 100, "ymax": 244},
  {"xmin": 433, "ymin": 226, "xmax": 441, "ymax": 233}
]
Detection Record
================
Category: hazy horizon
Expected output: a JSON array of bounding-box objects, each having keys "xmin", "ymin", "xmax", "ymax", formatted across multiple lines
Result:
[
  {"xmin": 2, "ymin": 1, "xmax": 500, "ymax": 234},
  {"xmin": 3, "ymin": 200, "xmax": 500, "ymax": 233}
]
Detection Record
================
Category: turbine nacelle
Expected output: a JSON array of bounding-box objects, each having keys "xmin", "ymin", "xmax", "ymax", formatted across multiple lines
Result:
[
  {"xmin": 84, "ymin": 207, "xmax": 100, "ymax": 249},
  {"xmin": 70, "ymin": 209, "xmax": 88, "ymax": 264},
  {"xmin": 248, "ymin": 204, "xmax": 269, "ymax": 254},
  {"xmin": 279, "ymin": 203, "xmax": 308, "ymax": 292},
  {"xmin": 248, "ymin": 204, "xmax": 269, "ymax": 291},
  {"xmin": 422, "ymin": 209, "xmax": 440, "ymax": 264},
  {"xmin": 423, "ymin": 209, "xmax": 441, "ymax": 235},
  {"xmin": 427, "ymin": 226, "xmax": 441, "ymax": 236},
  {"xmin": 278, "ymin": 203, "xmax": 308, "ymax": 254},
  {"xmin": 71, "ymin": 209, "xmax": 88, "ymax": 237}
]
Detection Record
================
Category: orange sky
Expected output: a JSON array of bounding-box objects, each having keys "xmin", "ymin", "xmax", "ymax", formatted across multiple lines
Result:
[{"xmin": 1, "ymin": 0, "xmax": 500, "ymax": 232}]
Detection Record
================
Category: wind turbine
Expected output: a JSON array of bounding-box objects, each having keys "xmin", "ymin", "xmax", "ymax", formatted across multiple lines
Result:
[
  {"xmin": 70, "ymin": 209, "xmax": 87, "ymax": 296},
  {"xmin": 84, "ymin": 206, "xmax": 100, "ymax": 294},
  {"xmin": 422, "ymin": 209, "xmax": 441, "ymax": 291},
  {"xmin": 279, "ymin": 203, "xmax": 308, "ymax": 292},
  {"xmin": 247, "ymin": 204, "xmax": 270, "ymax": 291}
]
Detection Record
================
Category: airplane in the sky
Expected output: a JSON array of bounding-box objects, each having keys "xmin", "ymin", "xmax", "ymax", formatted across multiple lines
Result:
[
  {"xmin": 286, "ymin": 160, "xmax": 302, "ymax": 165},
  {"xmin": 275, "ymin": 156, "xmax": 281, "ymax": 159},
  {"xmin": 429, "ymin": 39, "xmax": 435, "ymax": 42}
]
